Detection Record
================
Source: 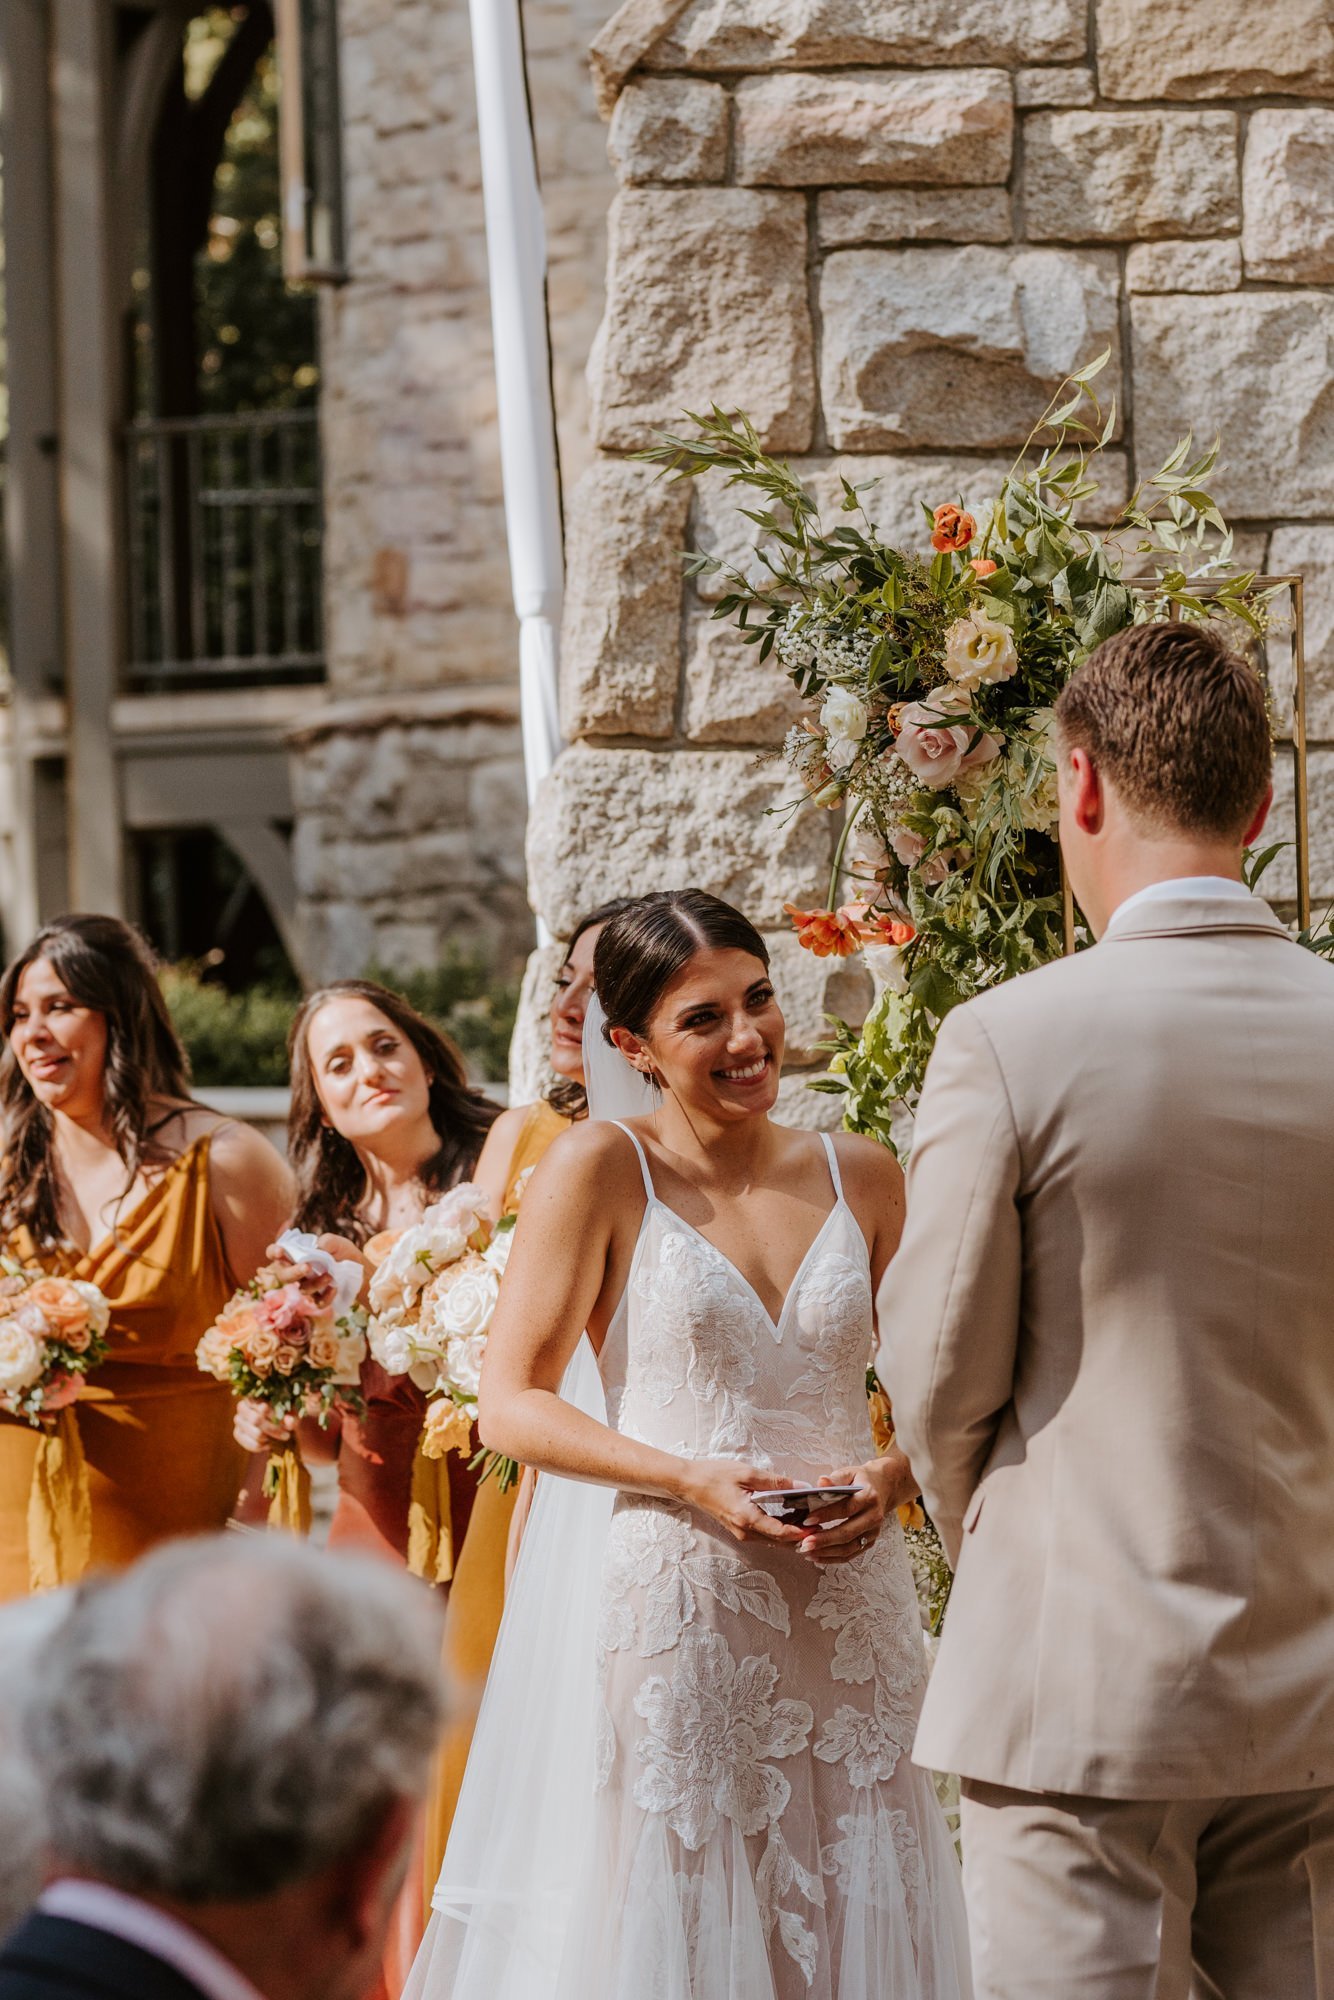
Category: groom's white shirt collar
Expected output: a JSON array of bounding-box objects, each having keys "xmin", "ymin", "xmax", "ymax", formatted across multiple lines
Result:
[
  {"xmin": 1103, "ymin": 874, "xmax": 1250, "ymax": 938},
  {"xmin": 38, "ymin": 1880, "xmax": 268, "ymax": 2000}
]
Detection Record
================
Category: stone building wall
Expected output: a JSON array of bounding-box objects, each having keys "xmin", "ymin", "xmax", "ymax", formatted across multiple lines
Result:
[
  {"xmin": 293, "ymin": 0, "xmax": 614, "ymax": 979},
  {"xmin": 519, "ymin": 0, "xmax": 1334, "ymax": 1096}
]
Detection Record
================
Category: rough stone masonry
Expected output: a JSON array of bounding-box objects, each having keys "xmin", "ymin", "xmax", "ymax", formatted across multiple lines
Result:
[{"xmin": 514, "ymin": 0, "xmax": 1334, "ymax": 1101}]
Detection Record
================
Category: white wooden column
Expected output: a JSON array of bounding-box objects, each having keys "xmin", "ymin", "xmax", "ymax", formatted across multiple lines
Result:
[
  {"xmin": 0, "ymin": 0, "xmax": 67, "ymax": 941},
  {"xmin": 51, "ymin": 0, "xmax": 126, "ymax": 913}
]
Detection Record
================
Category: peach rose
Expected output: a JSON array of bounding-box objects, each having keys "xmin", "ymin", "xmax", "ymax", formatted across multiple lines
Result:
[
  {"xmin": 25, "ymin": 1278, "xmax": 90, "ymax": 1342},
  {"xmin": 308, "ymin": 1328, "xmax": 342, "ymax": 1372},
  {"xmin": 931, "ymin": 503, "xmax": 976, "ymax": 553},
  {"xmin": 195, "ymin": 1324, "xmax": 236, "ymax": 1381},
  {"xmin": 273, "ymin": 1344, "xmax": 301, "ymax": 1376},
  {"xmin": 894, "ymin": 688, "xmax": 1002, "ymax": 790},
  {"xmin": 244, "ymin": 1324, "xmax": 281, "ymax": 1376},
  {"xmin": 420, "ymin": 1399, "xmax": 474, "ymax": 1462}
]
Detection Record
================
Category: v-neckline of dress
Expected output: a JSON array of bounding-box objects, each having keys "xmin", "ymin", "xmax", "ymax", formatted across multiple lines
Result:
[
  {"xmin": 62, "ymin": 1133, "xmax": 209, "ymax": 1272},
  {"xmin": 646, "ymin": 1192, "xmax": 845, "ymax": 1339}
]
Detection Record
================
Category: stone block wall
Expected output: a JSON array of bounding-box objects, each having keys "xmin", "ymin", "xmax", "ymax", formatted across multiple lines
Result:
[
  {"xmin": 292, "ymin": 0, "xmax": 615, "ymax": 979},
  {"xmin": 520, "ymin": 0, "xmax": 1334, "ymax": 1089}
]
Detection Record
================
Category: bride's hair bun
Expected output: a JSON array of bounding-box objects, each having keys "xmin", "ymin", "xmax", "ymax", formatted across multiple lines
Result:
[{"xmin": 594, "ymin": 891, "xmax": 769, "ymax": 1043}]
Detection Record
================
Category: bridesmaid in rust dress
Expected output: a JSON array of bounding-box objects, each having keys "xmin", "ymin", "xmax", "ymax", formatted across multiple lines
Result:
[
  {"xmin": 236, "ymin": 980, "xmax": 500, "ymax": 1568},
  {"xmin": 0, "ymin": 916, "xmax": 293, "ymax": 1601}
]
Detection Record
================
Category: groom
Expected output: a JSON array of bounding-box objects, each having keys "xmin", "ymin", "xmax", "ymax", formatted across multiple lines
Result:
[{"xmin": 880, "ymin": 620, "xmax": 1334, "ymax": 1999}]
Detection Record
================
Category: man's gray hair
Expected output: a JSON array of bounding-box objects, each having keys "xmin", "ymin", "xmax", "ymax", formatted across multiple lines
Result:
[
  {"xmin": 0, "ymin": 1592, "xmax": 72, "ymax": 1936},
  {"xmin": 23, "ymin": 1534, "xmax": 446, "ymax": 1904}
]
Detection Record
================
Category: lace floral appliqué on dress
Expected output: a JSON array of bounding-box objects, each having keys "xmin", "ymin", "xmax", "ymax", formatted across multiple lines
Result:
[{"xmin": 557, "ymin": 1129, "xmax": 972, "ymax": 2000}]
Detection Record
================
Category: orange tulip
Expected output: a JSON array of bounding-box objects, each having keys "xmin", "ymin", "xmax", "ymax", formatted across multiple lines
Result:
[
  {"xmin": 931, "ymin": 503, "xmax": 977, "ymax": 553},
  {"xmin": 970, "ymin": 557, "xmax": 998, "ymax": 577},
  {"xmin": 862, "ymin": 912, "xmax": 916, "ymax": 949}
]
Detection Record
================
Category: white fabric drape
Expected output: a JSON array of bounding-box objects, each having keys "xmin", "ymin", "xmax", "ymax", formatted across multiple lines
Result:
[{"xmin": 468, "ymin": 0, "xmax": 565, "ymax": 848}]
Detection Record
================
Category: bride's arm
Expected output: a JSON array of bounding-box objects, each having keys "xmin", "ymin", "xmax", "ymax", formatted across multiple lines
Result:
[{"xmin": 477, "ymin": 1124, "xmax": 806, "ymax": 1549}]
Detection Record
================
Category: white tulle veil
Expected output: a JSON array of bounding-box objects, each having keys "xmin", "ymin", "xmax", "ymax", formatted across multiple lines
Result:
[{"xmin": 404, "ymin": 994, "xmax": 656, "ymax": 2000}]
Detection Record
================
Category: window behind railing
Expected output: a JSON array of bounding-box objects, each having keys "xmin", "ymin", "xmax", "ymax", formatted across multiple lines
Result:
[{"xmin": 123, "ymin": 408, "xmax": 322, "ymax": 690}]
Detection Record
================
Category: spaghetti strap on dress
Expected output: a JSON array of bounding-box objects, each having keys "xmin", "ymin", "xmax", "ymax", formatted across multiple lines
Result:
[{"xmin": 0, "ymin": 1133, "xmax": 246, "ymax": 1600}]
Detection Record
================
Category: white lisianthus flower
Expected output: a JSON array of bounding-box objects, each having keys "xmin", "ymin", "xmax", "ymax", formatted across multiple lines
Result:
[
  {"xmin": 483, "ymin": 1226, "xmax": 514, "ymax": 1275},
  {"xmin": 862, "ymin": 943, "xmax": 909, "ymax": 993},
  {"xmin": 820, "ymin": 686, "xmax": 869, "ymax": 768},
  {"xmin": 0, "ymin": 1321, "xmax": 46, "ymax": 1395},
  {"xmin": 942, "ymin": 612, "xmax": 1018, "ymax": 690}
]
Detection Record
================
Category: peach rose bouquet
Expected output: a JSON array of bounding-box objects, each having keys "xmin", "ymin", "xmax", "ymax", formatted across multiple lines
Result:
[
  {"xmin": 0, "ymin": 1262, "xmax": 111, "ymax": 1425},
  {"xmin": 196, "ymin": 1230, "xmax": 367, "ymax": 1528},
  {"xmin": 365, "ymin": 1184, "xmax": 518, "ymax": 1582}
]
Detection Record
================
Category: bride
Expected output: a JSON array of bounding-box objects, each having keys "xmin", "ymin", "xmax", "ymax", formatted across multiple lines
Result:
[{"xmin": 407, "ymin": 889, "xmax": 971, "ymax": 2000}]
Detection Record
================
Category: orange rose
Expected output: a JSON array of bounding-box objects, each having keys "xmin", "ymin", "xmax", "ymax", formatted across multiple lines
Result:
[
  {"xmin": 931, "ymin": 503, "xmax": 976, "ymax": 553},
  {"xmin": 970, "ymin": 557, "xmax": 997, "ymax": 578},
  {"xmin": 783, "ymin": 901, "xmax": 868, "ymax": 958}
]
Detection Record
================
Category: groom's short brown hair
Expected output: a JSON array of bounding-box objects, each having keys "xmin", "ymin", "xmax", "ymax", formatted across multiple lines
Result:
[{"xmin": 1055, "ymin": 621, "xmax": 1272, "ymax": 838}]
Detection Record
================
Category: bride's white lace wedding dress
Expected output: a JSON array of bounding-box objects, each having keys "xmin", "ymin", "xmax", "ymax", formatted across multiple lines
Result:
[
  {"xmin": 408, "ymin": 1122, "xmax": 970, "ymax": 2000},
  {"xmin": 560, "ymin": 1125, "xmax": 969, "ymax": 1998}
]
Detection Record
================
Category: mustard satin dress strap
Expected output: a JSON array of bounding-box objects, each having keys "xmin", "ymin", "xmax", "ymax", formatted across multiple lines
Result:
[
  {"xmin": 418, "ymin": 1099, "xmax": 571, "ymax": 1916},
  {"xmin": 0, "ymin": 1133, "xmax": 246, "ymax": 1602}
]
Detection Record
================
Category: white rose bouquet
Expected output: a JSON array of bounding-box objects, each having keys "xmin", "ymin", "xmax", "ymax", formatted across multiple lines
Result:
[{"xmin": 366, "ymin": 1184, "xmax": 519, "ymax": 1506}]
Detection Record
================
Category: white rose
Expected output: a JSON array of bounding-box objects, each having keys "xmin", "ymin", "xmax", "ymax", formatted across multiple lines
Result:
[
  {"xmin": 0, "ymin": 1320, "xmax": 46, "ymax": 1394},
  {"xmin": 942, "ymin": 612, "xmax": 1018, "ymax": 690},
  {"xmin": 70, "ymin": 1280, "xmax": 111, "ymax": 1339},
  {"xmin": 447, "ymin": 1332, "xmax": 488, "ymax": 1398},
  {"xmin": 331, "ymin": 1326, "xmax": 368, "ymax": 1387},
  {"xmin": 439, "ymin": 1267, "xmax": 500, "ymax": 1343},
  {"xmin": 820, "ymin": 686, "xmax": 869, "ymax": 768},
  {"xmin": 483, "ymin": 1227, "xmax": 514, "ymax": 1275}
]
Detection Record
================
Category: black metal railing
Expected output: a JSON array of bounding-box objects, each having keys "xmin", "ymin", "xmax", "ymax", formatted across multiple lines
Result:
[{"xmin": 124, "ymin": 409, "xmax": 323, "ymax": 688}]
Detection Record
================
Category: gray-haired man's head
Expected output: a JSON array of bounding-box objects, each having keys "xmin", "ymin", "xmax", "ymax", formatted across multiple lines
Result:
[{"xmin": 21, "ymin": 1534, "xmax": 446, "ymax": 2000}]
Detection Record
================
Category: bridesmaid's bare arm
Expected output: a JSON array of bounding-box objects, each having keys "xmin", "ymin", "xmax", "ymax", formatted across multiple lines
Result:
[
  {"xmin": 207, "ymin": 1121, "xmax": 296, "ymax": 1285},
  {"xmin": 472, "ymin": 1103, "xmax": 531, "ymax": 1223}
]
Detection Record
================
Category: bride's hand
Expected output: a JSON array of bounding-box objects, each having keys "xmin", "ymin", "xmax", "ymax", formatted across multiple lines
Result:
[
  {"xmin": 679, "ymin": 1461, "xmax": 810, "ymax": 1548},
  {"xmin": 799, "ymin": 1452, "xmax": 915, "ymax": 1565}
]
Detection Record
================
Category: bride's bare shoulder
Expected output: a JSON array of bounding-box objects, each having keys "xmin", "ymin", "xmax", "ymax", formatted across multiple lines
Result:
[
  {"xmin": 830, "ymin": 1130, "xmax": 904, "ymax": 1204},
  {"xmin": 524, "ymin": 1118, "xmax": 646, "ymax": 1196}
]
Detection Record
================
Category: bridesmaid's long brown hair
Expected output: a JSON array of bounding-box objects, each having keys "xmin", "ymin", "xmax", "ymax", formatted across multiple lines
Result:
[
  {"xmin": 0, "ymin": 915, "xmax": 194, "ymax": 1249},
  {"xmin": 288, "ymin": 980, "xmax": 500, "ymax": 1243}
]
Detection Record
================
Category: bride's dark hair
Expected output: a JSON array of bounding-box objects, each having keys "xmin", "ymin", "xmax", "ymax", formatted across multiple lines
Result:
[
  {"xmin": 594, "ymin": 890, "xmax": 770, "ymax": 1041},
  {"xmin": 0, "ymin": 915, "xmax": 194, "ymax": 1249}
]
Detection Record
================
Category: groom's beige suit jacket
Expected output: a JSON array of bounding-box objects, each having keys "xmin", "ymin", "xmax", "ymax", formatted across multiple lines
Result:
[{"xmin": 879, "ymin": 892, "xmax": 1334, "ymax": 1801}]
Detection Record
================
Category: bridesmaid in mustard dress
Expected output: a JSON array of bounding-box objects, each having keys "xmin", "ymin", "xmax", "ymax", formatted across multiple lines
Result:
[
  {"xmin": 419, "ymin": 898, "xmax": 636, "ymax": 1915},
  {"xmin": 0, "ymin": 915, "xmax": 293, "ymax": 1601}
]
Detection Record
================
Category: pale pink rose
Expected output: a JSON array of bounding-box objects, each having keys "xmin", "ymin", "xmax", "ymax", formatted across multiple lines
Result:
[
  {"xmin": 920, "ymin": 848, "xmax": 959, "ymax": 887},
  {"xmin": 40, "ymin": 1371, "xmax": 84, "ymax": 1412},
  {"xmin": 888, "ymin": 823, "xmax": 957, "ymax": 885},
  {"xmin": 256, "ymin": 1284, "xmax": 319, "ymax": 1342},
  {"xmin": 894, "ymin": 688, "xmax": 1002, "ymax": 790},
  {"xmin": 26, "ymin": 1278, "xmax": 92, "ymax": 1344}
]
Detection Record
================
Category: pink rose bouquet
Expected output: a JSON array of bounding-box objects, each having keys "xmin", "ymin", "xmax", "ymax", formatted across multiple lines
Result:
[{"xmin": 197, "ymin": 1230, "xmax": 367, "ymax": 1526}]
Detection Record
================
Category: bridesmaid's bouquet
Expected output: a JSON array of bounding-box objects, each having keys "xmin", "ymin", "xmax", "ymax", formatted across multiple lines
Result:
[
  {"xmin": 367, "ymin": 1184, "xmax": 519, "ymax": 1495},
  {"xmin": 196, "ymin": 1231, "xmax": 368, "ymax": 1528},
  {"xmin": 0, "ymin": 1263, "xmax": 111, "ymax": 1424}
]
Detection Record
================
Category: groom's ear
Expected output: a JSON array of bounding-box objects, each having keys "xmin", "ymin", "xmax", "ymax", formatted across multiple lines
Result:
[
  {"xmin": 1242, "ymin": 782, "xmax": 1273, "ymax": 848},
  {"xmin": 1068, "ymin": 747, "xmax": 1105, "ymax": 835}
]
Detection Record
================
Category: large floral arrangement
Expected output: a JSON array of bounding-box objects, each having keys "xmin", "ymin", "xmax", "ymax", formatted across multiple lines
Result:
[
  {"xmin": 367, "ymin": 1183, "xmax": 518, "ymax": 1498},
  {"xmin": 197, "ymin": 1231, "xmax": 367, "ymax": 1527},
  {"xmin": 648, "ymin": 357, "xmax": 1266, "ymax": 1145}
]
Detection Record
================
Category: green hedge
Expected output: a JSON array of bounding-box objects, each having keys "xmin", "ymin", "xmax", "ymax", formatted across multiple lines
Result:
[{"xmin": 162, "ymin": 953, "xmax": 520, "ymax": 1089}]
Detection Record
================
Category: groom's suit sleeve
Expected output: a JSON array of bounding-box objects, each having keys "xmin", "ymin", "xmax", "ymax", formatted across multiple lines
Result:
[{"xmin": 876, "ymin": 1002, "xmax": 1022, "ymax": 1564}]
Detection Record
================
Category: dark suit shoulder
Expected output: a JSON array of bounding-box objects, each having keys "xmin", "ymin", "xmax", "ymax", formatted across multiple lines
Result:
[{"xmin": 0, "ymin": 1914, "xmax": 206, "ymax": 2000}]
